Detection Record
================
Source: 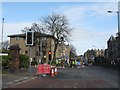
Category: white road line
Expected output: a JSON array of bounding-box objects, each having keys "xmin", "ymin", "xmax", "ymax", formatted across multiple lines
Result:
[
  {"xmin": 14, "ymin": 79, "xmax": 19, "ymax": 82},
  {"xmin": 5, "ymin": 77, "xmax": 37, "ymax": 86},
  {"xmin": 15, "ymin": 77, "xmax": 37, "ymax": 85},
  {"xmin": 13, "ymin": 77, "xmax": 29, "ymax": 82},
  {"xmin": 6, "ymin": 82, "xmax": 13, "ymax": 84}
]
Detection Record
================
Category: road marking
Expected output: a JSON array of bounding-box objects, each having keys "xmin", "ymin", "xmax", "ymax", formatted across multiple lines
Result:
[
  {"xmin": 5, "ymin": 77, "xmax": 29, "ymax": 85},
  {"xmin": 14, "ymin": 77, "xmax": 29, "ymax": 82},
  {"xmin": 4, "ymin": 77, "xmax": 38, "ymax": 88},
  {"xmin": 6, "ymin": 82, "xmax": 13, "ymax": 84}
]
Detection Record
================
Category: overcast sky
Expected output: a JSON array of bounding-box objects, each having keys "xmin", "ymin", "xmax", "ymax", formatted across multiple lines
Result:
[{"xmin": 1, "ymin": 1, "xmax": 119, "ymax": 55}]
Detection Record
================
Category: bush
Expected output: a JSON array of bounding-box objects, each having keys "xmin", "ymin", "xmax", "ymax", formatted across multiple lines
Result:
[
  {"xmin": 2, "ymin": 55, "xmax": 11, "ymax": 69},
  {"xmin": 19, "ymin": 54, "xmax": 29, "ymax": 68}
]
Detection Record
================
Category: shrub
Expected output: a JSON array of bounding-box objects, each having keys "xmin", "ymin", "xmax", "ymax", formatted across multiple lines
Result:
[
  {"xmin": 19, "ymin": 54, "xmax": 29, "ymax": 68},
  {"xmin": 2, "ymin": 55, "xmax": 11, "ymax": 69}
]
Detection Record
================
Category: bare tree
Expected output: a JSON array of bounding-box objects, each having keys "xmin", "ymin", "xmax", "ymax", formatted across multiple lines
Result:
[
  {"xmin": 2, "ymin": 40, "xmax": 10, "ymax": 50},
  {"xmin": 40, "ymin": 13, "xmax": 73, "ymax": 63},
  {"xmin": 21, "ymin": 23, "xmax": 44, "ymax": 33}
]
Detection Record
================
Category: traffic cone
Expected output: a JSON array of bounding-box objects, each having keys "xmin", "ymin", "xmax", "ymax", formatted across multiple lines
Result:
[
  {"xmin": 55, "ymin": 68, "xmax": 58, "ymax": 75},
  {"xmin": 51, "ymin": 68, "xmax": 54, "ymax": 77}
]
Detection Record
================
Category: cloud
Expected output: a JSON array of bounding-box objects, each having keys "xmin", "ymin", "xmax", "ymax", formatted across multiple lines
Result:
[
  {"xmin": 0, "ymin": 22, "xmax": 33, "ymax": 41},
  {"xmin": 63, "ymin": 2, "xmax": 117, "ymax": 22},
  {"xmin": 56, "ymin": 2, "xmax": 118, "ymax": 55},
  {"xmin": 70, "ymin": 26, "xmax": 116, "ymax": 54}
]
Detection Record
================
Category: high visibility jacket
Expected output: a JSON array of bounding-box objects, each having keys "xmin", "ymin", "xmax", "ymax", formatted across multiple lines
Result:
[
  {"xmin": 56, "ymin": 60, "xmax": 58, "ymax": 64},
  {"xmin": 72, "ymin": 61, "xmax": 75, "ymax": 65},
  {"xmin": 75, "ymin": 61, "xmax": 77, "ymax": 65}
]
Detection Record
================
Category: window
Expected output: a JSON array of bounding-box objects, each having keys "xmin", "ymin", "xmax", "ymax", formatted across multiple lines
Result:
[
  {"xmin": 25, "ymin": 51, "xmax": 28, "ymax": 54},
  {"xmin": 15, "ymin": 37, "xmax": 20, "ymax": 40}
]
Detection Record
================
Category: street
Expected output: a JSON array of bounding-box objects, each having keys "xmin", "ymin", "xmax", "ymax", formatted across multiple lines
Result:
[{"xmin": 2, "ymin": 65, "xmax": 119, "ymax": 88}]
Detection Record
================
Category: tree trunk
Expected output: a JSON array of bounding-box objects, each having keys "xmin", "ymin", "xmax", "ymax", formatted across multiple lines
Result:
[{"xmin": 52, "ymin": 41, "xmax": 58, "ymax": 65}]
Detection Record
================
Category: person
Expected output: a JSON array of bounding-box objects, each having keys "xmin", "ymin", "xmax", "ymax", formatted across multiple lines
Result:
[
  {"xmin": 77, "ymin": 60, "xmax": 80, "ymax": 68},
  {"xmin": 72, "ymin": 60, "xmax": 75, "ymax": 68},
  {"xmin": 75, "ymin": 60, "xmax": 77, "ymax": 68},
  {"xmin": 70, "ymin": 59, "xmax": 72, "ymax": 68},
  {"xmin": 58, "ymin": 60, "xmax": 61, "ymax": 66},
  {"xmin": 83, "ymin": 57, "xmax": 88, "ymax": 66},
  {"xmin": 56, "ymin": 59, "xmax": 59, "ymax": 66}
]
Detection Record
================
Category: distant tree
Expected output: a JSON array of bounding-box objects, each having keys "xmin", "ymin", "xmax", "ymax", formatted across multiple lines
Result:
[
  {"xmin": 2, "ymin": 40, "xmax": 10, "ymax": 50},
  {"xmin": 40, "ymin": 13, "xmax": 73, "ymax": 64},
  {"xmin": 69, "ymin": 44, "xmax": 77, "ymax": 59},
  {"xmin": 1, "ymin": 40, "xmax": 10, "ymax": 53},
  {"xmin": 21, "ymin": 23, "xmax": 45, "ymax": 33}
]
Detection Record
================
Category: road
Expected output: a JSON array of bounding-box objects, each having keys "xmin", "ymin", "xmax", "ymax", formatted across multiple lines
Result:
[{"xmin": 2, "ymin": 65, "xmax": 119, "ymax": 88}]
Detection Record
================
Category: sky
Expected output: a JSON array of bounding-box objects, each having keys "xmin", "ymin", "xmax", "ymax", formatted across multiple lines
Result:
[{"xmin": 1, "ymin": 1, "xmax": 119, "ymax": 55}]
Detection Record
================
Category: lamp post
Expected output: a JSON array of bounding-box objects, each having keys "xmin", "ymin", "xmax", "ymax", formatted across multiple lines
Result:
[
  {"xmin": 108, "ymin": 11, "xmax": 120, "ymax": 33},
  {"xmin": 1, "ymin": 18, "xmax": 4, "ymax": 50}
]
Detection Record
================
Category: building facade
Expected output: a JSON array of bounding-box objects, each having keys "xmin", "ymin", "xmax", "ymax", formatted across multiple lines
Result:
[
  {"xmin": 8, "ymin": 32, "xmax": 71, "ymax": 64},
  {"xmin": 8, "ymin": 32, "xmax": 55, "ymax": 64},
  {"xmin": 107, "ymin": 32, "xmax": 120, "ymax": 65},
  {"xmin": 84, "ymin": 49, "xmax": 105, "ymax": 59}
]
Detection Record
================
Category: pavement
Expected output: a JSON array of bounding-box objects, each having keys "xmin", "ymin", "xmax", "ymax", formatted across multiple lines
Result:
[
  {"xmin": 2, "ymin": 66, "xmax": 64, "ymax": 88},
  {"xmin": 2, "ymin": 67, "xmax": 37, "ymax": 88}
]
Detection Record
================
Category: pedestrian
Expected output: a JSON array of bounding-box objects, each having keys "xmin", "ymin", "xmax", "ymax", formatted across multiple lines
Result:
[
  {"xmin": 77, "ymin": 60, "xmax": 80, "ymax": 68},
  {"xmin": 72, "ymin": 60, "xmax": 75, "ymax": 68},
  {"xmin": 56, "ymin": 59, "xmax": 59, "ymax": 66}
]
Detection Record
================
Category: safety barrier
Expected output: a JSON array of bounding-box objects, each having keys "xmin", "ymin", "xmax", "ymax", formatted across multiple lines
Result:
[{"xmin": 37, "ymin": 64, "xmax": 58, "ymax": 77}]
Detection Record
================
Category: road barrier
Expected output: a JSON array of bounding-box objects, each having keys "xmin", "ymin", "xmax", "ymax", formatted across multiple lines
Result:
[
  {"xmin": 37, "ymin": 64, "xmax": 58, "ymax": 77},
  {"xmin": 37, "ymin": 64, "xmax": 50, "ymax": 75}
]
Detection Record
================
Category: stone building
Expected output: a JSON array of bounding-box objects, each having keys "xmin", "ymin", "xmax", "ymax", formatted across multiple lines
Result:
[
  {"xmin": 84, "ymin": 49, "xmax": 105, "ymax": 59},
  {"xmin": 8, "ymin": 32, "xmax": 71, "ymax": 64},
  {"xmin": 8, "ymin": 32, "xmax": 55, "ymax": 64},
  {"xmin": 107, "ymin": 32, "xmax": 120, "ymax": 65}
]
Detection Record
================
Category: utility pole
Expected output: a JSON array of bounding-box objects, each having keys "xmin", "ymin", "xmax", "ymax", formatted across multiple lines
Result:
[
  {"xmin": 29, "ymin": 46, "xmax": 32, "ymax": 76},
  {"xmin": 1, "ymin": 18, "xmax": 4, "ymax": 50}
]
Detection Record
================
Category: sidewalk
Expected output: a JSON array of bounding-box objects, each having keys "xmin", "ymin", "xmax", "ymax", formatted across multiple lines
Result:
[{"xmin": 2, "ymin": 68, "xmax": 36, "ymax": 88}]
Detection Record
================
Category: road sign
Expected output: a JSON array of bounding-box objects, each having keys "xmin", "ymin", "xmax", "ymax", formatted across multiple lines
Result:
[{"xmin": 37, "ymin": 64, "xmax": 51, "ymax": 74}]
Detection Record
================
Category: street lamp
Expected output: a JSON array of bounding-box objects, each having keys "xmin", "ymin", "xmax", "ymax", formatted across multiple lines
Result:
[
  {"xmin": 1, "ymin": 18, "xmax": 4, "ymax": 50},
  {"xmin": 108, "ymin": 10, "xmax": 120, "ymax": 33}
]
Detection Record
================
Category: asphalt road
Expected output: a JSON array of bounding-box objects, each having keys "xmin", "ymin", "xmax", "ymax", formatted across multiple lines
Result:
[{"xmin": 3, "ymin": 65, "xmax": 119, "ymax": 88}]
